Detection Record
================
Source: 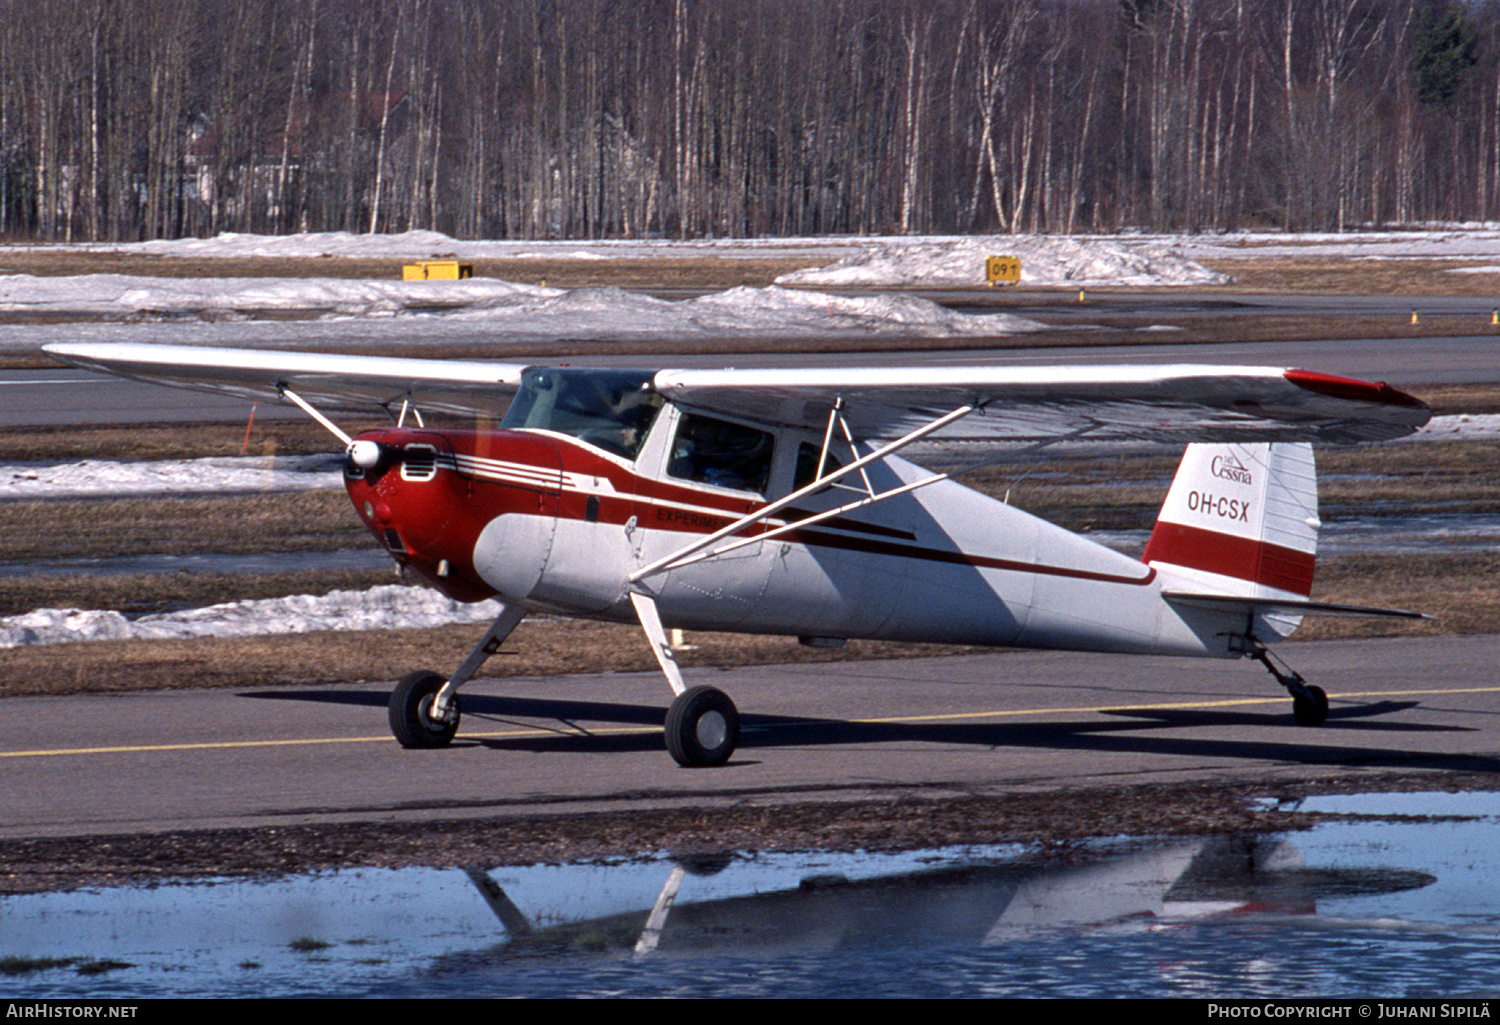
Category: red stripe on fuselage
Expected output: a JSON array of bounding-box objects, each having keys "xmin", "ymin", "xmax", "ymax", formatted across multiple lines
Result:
[
  {"xmin": 536, "ymin": 436, "xmax": 1156, "ymax": 587},
  {"xmin": 420, "ymin": 430, "xmax": 1160, "ymax": 590},
  {"xmin": 1142, "ymin": 521, "xmax": 1314, "ymax": 595}
]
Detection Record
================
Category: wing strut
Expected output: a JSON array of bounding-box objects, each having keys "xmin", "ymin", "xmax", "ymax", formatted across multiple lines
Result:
[
  {"xmin": 670, "ymin": 425, "xmax": 1102, "ymax": 570},
  {"xmin": 628, "ymin": 402, "xmax": 977, "ymax": 584},
  {"xmin": 818, "ymin": 398, "xmax": 876, "ymax": 497},
  {"xmin": 395, "ymin": 396, "xmax": 425, "ymax": 428},
  {"xmin": 278, "ymin": 384, "xmax": 354, "ymax": 446},
  {"xmin": 635, "ymin": 412, "xmax": 1099, "ymax": 579}
]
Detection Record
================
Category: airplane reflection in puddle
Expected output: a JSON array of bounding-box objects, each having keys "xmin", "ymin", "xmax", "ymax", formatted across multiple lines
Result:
[
  {"xmin": 0, "ymin": 826, "xmax": 1473, "ymax": 998},
  {"xmin": 455, "ymin": 835, "xmax": 1436, "ymax": 962}
]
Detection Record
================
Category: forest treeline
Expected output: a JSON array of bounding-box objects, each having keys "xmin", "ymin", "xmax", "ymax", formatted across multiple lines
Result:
[{"xmin": 1, "ymin": 0, "xmax": 1498, "ymax": 242}]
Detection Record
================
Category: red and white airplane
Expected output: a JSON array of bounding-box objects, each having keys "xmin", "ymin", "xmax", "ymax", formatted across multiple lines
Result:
[{"xmin": 44, "ymin": 341, "xmax": 1431, "ymax": 766}]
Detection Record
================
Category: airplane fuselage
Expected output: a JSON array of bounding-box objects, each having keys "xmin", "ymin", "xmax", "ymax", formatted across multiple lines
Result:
[{"xmin": 344, "ymin": 407, "xmax": 1249, "ymax": 660}]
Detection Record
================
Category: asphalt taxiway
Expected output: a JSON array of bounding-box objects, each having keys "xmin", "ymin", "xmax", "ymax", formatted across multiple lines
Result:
[{"xmin": 4, "ymin": 635, "xmax": 1497, "ymax": 840}]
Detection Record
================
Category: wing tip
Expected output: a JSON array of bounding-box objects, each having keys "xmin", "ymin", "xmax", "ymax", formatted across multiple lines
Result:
[{"xmin": 1284, "ymin": 368, "xmax": 1428, "ymax": 412}]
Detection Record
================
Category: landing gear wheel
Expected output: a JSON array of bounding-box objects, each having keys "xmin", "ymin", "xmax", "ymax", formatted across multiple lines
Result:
[
  {"xmin": 389, "ymin": 670, "xmax": 460, "ymax": 748},
  {"xmin": 665, "ymin": 686, "xmax": 739, "ymax": 767},
  {"xmin": 1292, "ymin": 685, "xmax": 1329, "ymax": 727}
]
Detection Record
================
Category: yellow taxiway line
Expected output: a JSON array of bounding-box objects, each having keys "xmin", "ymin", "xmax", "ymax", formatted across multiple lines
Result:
[{"xmin": 4, "ymin": 685, "xmax": 1499, "ymax": 760}]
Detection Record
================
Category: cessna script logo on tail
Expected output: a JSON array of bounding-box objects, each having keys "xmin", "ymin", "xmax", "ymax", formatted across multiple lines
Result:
[{"xmin": 1210, "ymin": 453, "xmax": 1253, "ymax": 485}]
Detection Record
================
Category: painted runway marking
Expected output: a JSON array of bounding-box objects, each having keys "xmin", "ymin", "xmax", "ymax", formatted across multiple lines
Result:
[{"xmin": 3, "ymin": 685, "xmax": 1498, "ymax": 760}]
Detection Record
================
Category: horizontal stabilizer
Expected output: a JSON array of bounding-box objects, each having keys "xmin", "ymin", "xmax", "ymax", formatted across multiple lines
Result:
[{"xmin": 1162, "ymin": 591, "xmax": 1431, "ymax": 621}]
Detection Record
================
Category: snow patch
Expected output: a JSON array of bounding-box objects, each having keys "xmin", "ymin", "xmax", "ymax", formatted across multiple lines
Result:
[
  {"xmin": 0, "ymin": 271, "xmax": 1042, "ymax": 337},
  {"xmin": 777, "ymin": 236, "xmax": 1229, "ymax": 288},
  {"xmin": 1, "ymin": 454, "xmax": 343, "ymax": 498},
  {"xmin": 0, "ymin": 585, "xmax": 504, "ymax": 648},
  {"xmin": 1413, "ymin": 412, "xmax": 1500, "ymax": 439}
]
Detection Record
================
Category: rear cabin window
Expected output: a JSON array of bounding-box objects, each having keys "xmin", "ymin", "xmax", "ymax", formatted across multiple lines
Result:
[
  {"xmin": 668, "ymin": 414, "xmax": 774, "ymax": 494},
  {"xmin": 794, "ymin": 442, "xmax": 845, "ymax": 491}
]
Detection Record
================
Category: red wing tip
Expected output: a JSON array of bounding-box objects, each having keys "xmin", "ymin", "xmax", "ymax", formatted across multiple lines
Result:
[{"xmin": 1284, "ymin": 368, "xmax": 1428, "ymax": 409}]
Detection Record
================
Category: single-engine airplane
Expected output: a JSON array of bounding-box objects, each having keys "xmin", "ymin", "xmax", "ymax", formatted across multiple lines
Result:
[{"xmin": 43, "ymin": 341, "xmax": 1432, "ymax": 766}]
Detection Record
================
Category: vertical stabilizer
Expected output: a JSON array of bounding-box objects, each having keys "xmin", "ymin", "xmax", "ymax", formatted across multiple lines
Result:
[{"xmin": 1143, "ymin": 443, "xmax": 1318, "ymax": 603}]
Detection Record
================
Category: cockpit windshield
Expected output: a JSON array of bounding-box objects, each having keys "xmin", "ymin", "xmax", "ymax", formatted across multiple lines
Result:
[{"xmin": 500, "ymin": 367, "xmax": 662, "ymax": 460}]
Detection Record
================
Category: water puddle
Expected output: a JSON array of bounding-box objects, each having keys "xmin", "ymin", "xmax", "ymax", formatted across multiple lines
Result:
[{"xmin": 4, "ymin": 793, "xmax": 1499, "ymax": 997}]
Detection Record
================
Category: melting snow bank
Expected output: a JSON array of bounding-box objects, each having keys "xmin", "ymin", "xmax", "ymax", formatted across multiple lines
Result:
[
  {"xmin": 0, "ymin": 273, "xmax": 550, "ymax": 319},
  {"xmin": 776, "ymin": 236, "xmax": 1228, "ymax": 288},
  {"xmin": 0, "ymin": 274, "xmax": 1042, "ymax": 336},
  {"xmin": 1412, "ymin": 412, "xmax": 1500, "ymax": 439},
  {"xmin": 0, "ymin": 584, "xmax": 503, "ymax": 648}
]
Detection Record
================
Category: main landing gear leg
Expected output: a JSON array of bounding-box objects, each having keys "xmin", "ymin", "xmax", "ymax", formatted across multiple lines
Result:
[
  {"xmin": 1247, "ymin": 642, "xmax": 1329, "ymax": 727},
  {"xmin": 389, "ymin": 602, "xmax": 528, "ymax": 748},
  {"xmin": 630, "ymin": 591, "xmax": 739, "ymax": 768}
]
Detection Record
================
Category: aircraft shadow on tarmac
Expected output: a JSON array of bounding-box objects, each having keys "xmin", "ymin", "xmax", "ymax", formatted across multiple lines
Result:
[{"xmin": 244, "ymin": 687, "xmax": 1499, "ymax": 773}]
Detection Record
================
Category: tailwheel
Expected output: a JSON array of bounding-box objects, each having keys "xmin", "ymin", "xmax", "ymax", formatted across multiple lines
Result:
[
  {"xmin": 1247, "ymin": 643, "xmax": 1329, "ymax": 728},
  {"xmin": 665, "ymin": 685, "xmax": 739, "ymax": 767},
  {"xmin": 389, "ymin": 670, "xmax": 460, "ymax": 748},
  {"xmin": 1292, "ymin": 684, "xmax": 1329, "ymax": 727}
]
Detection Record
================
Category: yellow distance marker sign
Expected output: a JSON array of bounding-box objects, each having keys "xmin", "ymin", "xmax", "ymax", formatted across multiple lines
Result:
[
  {"xmin": 986, "ymin": 255, "xmax": 1021, "ymax": 286},
  {"xmin": 402, "ymin": 260, "xmax": 474, "ymax": 280}
]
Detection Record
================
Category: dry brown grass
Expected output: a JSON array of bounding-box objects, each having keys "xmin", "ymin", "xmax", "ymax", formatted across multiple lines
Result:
[
  {"xmin": 0, "ymin": 421, "xmax": 338, "ymax": 462},
  {"xmin": 0, "ymin": 250, "xmax": 822, "ymax": 289},
  {"xmin": 1301, "ymin": 552, "xmax": 1500, "ymax": 640},
  {"xmin": 0, "ymin": 491, "xmax": 364, "ymax": 566},
  {"xmin": 1204, "ymin": 256, "xmax": 1500, "ymax": 296},
  {"xmin": 1405, "ymin": 381, "xmax": 1500, "ymax": 416}
]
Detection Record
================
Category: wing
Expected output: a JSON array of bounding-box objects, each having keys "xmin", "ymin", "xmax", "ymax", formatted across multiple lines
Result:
[
  {"xmin": 45, "ymin": 343, "xmax": 1429, "ymax": 445},
  {"xmin": 42, "ymin": 342, "xmax": 525, "ymax": 419},
  {"xmin": 652, "ymin": 365, "xmax": 1430, "ymax": 444}
]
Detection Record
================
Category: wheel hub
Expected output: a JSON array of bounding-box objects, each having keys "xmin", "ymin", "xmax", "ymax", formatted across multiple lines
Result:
[
  {"xmin": 418, "ymin": 694, "xmax": 453, "ymax": 730},
  {"xmin": 696, "ymin": 710, "xmax": 728, "ymax": 749}
]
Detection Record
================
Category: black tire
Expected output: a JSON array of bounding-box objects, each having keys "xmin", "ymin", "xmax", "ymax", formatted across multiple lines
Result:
[
  {"xmin": 389, "ymin": 670, "xmax": 460, "ymax": 748},
  {"xmin": 1292, "ymin": 684, "xmax": 1329, "ymax": 727},
  {"xmin": 665, "ymin": 686, "xmax": 739, "ymax": 767}
]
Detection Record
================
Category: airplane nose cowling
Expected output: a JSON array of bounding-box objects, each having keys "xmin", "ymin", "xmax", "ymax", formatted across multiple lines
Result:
[{"xmin": 344, "ymin": 428, "xmax": 563, "ymax": 604}]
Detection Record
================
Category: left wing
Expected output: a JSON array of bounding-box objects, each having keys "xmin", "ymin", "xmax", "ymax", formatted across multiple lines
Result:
[
  {"xmin": 44, "ymin": 343, "xmax": 1430, "ymax": 444},
  {"xmin": 653, "ymin": 365, "xmax": 1429, "ymax": 444},
  {"xmin": 43, "ymin": 342, "xmax": 526, "ymax": 419}
]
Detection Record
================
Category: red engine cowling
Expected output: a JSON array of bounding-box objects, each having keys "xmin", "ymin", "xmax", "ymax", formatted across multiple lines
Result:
[{"xmin": 344, "ymin": 427, "xmax": 562, "ymax": 603}]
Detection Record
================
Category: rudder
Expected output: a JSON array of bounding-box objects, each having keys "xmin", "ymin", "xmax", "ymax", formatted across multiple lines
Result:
[{"xmin": 1143, "ymin": 442, "xmax": 1318, "ymax": 601}]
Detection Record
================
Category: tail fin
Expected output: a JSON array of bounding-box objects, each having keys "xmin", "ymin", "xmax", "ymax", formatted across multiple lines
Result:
[
  {"xmin": 1147, "ymin": 443, "xmax": 1430, "ymax": 635},
  {"xmin": 1143, "ymin": 442, "xmax": 1318, "ymax": 601}
]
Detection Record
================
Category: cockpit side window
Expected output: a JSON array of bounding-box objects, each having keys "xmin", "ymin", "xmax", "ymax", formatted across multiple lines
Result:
[
  {"xmin": 668, "ymin": 414, "xmax": 774, "ymax": 494},
  {"xmin": 501, "ymin": 368, "xmax": 662, "ymax": 459}
]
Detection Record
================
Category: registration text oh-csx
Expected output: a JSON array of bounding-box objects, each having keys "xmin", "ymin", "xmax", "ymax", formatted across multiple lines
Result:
[{"xmin": 1187, "ymin": 490, "xmax": 1252, "ymax": 522}]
